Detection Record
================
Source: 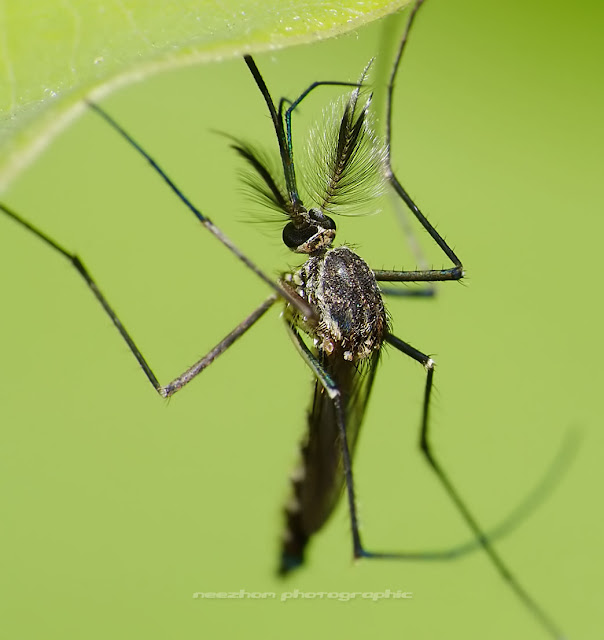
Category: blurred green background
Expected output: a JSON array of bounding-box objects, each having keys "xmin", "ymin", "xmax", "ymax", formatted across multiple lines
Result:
[{"xmin": 1, "ymin": 0, "xmax": 602, "ymax": 638}]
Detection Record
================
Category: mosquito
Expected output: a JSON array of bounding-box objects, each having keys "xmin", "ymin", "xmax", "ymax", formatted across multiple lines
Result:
[{"xmin": 0, "ymin": 0, "xmax": 563, "ymax": 637}]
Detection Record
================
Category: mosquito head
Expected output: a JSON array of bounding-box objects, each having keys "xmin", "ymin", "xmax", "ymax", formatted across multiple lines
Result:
[{"xmin": 282, "ymin": 207, "xmax": 336, "ymax": 254}]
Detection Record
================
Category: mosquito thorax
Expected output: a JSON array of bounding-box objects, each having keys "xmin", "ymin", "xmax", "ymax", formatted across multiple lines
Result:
[
  {"xmin": 282, "ymin": 207, "xmax": 336, "ymax": 255},
  {"xmin": 286, "ymin": 246, "xmax": 388, "ymax": 363}
]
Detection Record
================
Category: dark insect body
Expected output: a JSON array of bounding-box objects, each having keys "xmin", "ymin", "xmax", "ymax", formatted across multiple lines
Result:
[{"xmin": 282, "ymin": 246, "xmax": 387, "ymax": 569}]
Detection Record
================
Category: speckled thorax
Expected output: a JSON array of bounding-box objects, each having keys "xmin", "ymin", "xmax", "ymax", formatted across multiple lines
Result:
[{"xmin": 284, "ymin": 246, "xmax": 388, "ymax": 362}]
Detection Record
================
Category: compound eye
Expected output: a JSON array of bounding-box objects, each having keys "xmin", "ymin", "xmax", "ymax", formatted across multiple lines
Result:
[
  {"xmin": 308, "ymin": 209, "xmax": 336, "ymax": 230},
  {"xmin": 282, "ymin": 222, "xmax": 317, "ymax": 250}
]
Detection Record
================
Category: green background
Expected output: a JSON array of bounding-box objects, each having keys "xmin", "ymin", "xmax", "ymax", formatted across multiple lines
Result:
[{"xmin": 1, "ymin": 0, "xmax": 602, "ymax": 638}]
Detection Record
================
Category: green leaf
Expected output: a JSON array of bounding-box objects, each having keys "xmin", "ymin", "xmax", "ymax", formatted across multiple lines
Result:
[{"xmin": 0, "ymin": 0, "xmax": 411, "ymax": 190}]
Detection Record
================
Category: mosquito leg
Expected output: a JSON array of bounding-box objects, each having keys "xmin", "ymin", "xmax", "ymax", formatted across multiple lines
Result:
[
  {"xmin": 379, "ymin": 192, "xmax": 437, "ymax": 298},
  {"xmin": 379, "ymin": 284, "xmax": 435, "ymax": 298},
  {"xmin": 380, "ymin": 0, "xmax": 464, "ymax": 285},
  {"xmin": 285, "ymin": 325, "xmax": 364, "ymax": 558},
  {"xmin": 374, "ymin": 265, "xmax": 463, "ymax": 282},
  {"xmin": 0, "ymin": 201, "xmax": 278, "ymax": 399},
  {"xmin": 278, "ymin": 80, "xmax": 360, "ymax": 120},
  {"xmin": 280, "ymin": 80, "xmax": 361, "ymax": 158},
  {"xmin": 382, "ymin": 331, "xmax": 564, "ymax": 640},
  {"xmin": 86, "ymin": 101, "xmax": 314, "ymax": 320},
  {"xmin": 161, "ymin": 293, "xmax": 278, "ymax": 397},
  {"xmin": 284, "ymin": 322, "xmax": 562, "ymax": 574},
  {"xmin": 379, "ymin": 9, "xmax": 436, "ymax": 299},
  {"xmin": 379, "ymin": 176, "xmax": 464, "ymax": 281}
]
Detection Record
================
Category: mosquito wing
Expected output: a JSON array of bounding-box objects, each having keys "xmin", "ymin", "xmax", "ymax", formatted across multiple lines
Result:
[{"xmin": 280, "ymin": 349, "xmax": 380, "ymax": 574}]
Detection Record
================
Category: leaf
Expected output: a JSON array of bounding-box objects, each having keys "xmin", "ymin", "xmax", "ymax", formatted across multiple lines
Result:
[{"xmin": 0, "ymin": 0, "xmax": 411, "ymax": 191}]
